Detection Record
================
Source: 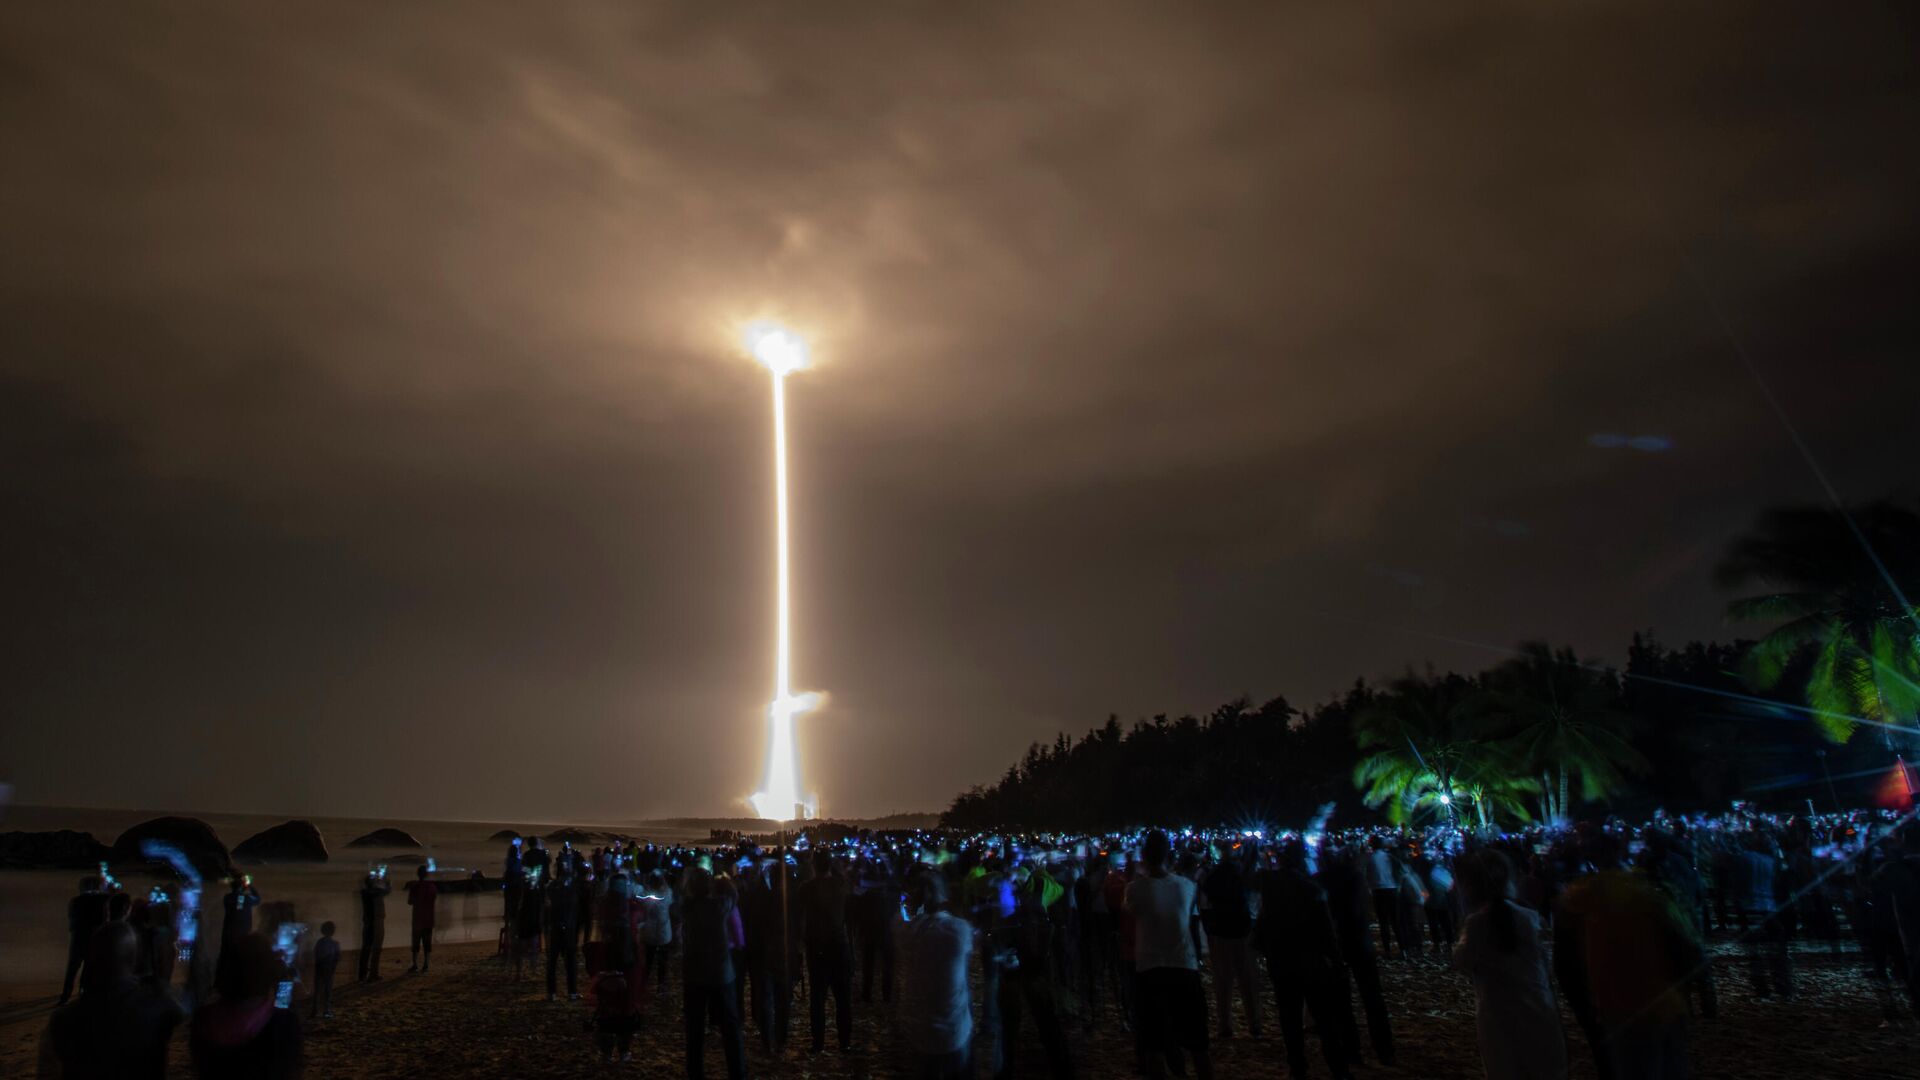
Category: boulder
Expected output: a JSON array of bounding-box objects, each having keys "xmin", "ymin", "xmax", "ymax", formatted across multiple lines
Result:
[
  {"xmin": 0, "ymin": 829, "xmax": 112, "ymax": 869},
  {"xmin": 544, "ymin": 827, "xmax": 597, "ymax": 844},
  {"xmin": 489, "ymin": 829, "xmax": 521, "ymax": 842},
  {"xmin": 232, "ymin": 820, "xmax": 329, "ymax": 863},
  {"xmin": 110, "ymin": 817, "xmax": 232, "ymax": 879},
  {"xmin": 346, "ymin": 827, "xmax": 422, "ymax": 848}
]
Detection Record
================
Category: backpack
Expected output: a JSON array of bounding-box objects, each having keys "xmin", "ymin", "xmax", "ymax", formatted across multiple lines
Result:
[{"xmin": 601, "ymin": 904, "xmax": 638, "ymax": 970}]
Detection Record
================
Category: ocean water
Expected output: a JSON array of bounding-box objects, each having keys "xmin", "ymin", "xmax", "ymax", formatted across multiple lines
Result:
[{"xmin": 0, "ymin": 805, "xmax": 720, "ymax": 989}]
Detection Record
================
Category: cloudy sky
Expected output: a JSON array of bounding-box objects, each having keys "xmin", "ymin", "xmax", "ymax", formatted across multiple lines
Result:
[{"xmin": 3, "ymin": 2, "xmax": 1916, "ymax": 823}]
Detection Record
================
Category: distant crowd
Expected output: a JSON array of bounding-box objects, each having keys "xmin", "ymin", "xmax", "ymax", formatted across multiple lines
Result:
[{"xmin": 36, "ymin": 805, "xmax": 1920, "ymax": 1079}]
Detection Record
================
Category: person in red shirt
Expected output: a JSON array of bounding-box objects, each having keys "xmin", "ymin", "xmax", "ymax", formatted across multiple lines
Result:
[{"xmin": 405, "ymin": 866, "xmax": 439, "ymax": 974}]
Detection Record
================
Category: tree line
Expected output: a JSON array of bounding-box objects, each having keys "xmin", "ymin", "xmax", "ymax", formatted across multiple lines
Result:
[{"xmin": 942, "ymin": 501, "xmax": 1920, "ymax": 831}]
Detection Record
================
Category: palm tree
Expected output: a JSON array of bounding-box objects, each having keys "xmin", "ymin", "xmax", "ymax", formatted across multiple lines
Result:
[
  {"xmin": 1353, "ymin": 671, "xmax": 1533, "ymax": 827},
  {"xmin": 1486, "ymin": 642, "xmax": 1647, "ymax": 825},
  {"xmin": 1719, "ymin": 502, "xmax": 1920, "ymax": 743}
]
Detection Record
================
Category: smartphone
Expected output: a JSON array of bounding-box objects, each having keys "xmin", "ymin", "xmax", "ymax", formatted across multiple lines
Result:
[{"xmin": 274, "ymin": 980, "xmax": 293, "ymax": 1010}]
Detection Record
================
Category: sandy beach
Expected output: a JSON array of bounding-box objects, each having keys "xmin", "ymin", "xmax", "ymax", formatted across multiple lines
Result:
[{"xmin": 4, "ymin": 927, "xmax": 1911, "ymax": 1078}]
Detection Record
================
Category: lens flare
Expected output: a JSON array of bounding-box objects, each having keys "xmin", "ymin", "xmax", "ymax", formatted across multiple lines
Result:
[{"xmin": 747, "ymin": 323, "xmax": 821, "ymax": 821}]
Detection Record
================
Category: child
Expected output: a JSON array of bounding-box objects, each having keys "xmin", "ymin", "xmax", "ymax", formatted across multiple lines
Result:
[
  {"xmin": 589, "ymin": 968, "xmax": 639, "ymax": 1062},
  {"xmin": 313, "ymin": 920, "xmax": 340, "ymax": 1020}
]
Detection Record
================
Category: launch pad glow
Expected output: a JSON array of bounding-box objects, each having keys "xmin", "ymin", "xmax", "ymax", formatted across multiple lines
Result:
[{"xmin": 746, "ymin": 323, "xmax": 820, "ymax": 821}]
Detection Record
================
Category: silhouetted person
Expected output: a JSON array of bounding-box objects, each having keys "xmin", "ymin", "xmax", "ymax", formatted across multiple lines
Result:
[
  {"xmin": 1422, "ymin": 855, "xmax": 1458, "ymax": 952},
  {"xmin": 1201, "ymin": 854, "xmax": 1261, "ymax": 1040},
  {"xmin": 59, "ymin": 876, "xmax": 111, "ymax": 1004},
  {"xmin": 513, "ymin": 867, "xmax": 545, "ymax": 981},
  {"xmin": 404, "ymin": 866, "xmax": 438, "ymax": 973},
  {"xmin": 190, "ymin": 932, "xmax": 303, "ymax": 1080},
  {"xmin": 1072, "ymin": 857, "xmax": 1106, "ymax": 1024},
  {"xmin": 1870, "ymin": 822, "xmax": 1920, "ymax": 1016},
  {"xmin": 1734, "ymin": 831, "xmax": 1791, "ymax": 998},
  {"xmin": 1363, "ymin": 839, "xmax": 1400, "ymax": 959},
  {"xmin": 1101, "ymin": 854, "xmax": 1139, "ymax": 1036},
  {"xmin": 993, "ymin": 863, "xmax": 1074, "ymax": 1079},
  {"xmin": 220, "ymin": 876, "xmax": 261, "ymax": 955},
  {"xmin": 681, "ymin": 867, "xmax": 747, "ymax": 1080},
  {"xmin": 1557, "ymin": 834, "xmax": 1700, "ymax": 1080},
  {"xmin": 548, "ymin": 862, "xmax": 581, "ymax": 1000},
  {"xmin": 797, "ymin": 848, "xmax": 855, "ymax": 1054},
  {"xmin": 357, "ymin": 870, "xmax": 390, "ymax": 982},
  {"xmin": 902, "ymin": 872, "xmax": 973, "ymax": 1080},
  {"xmin": 598, "ymin": 872, "xmax": 651, "ymax": 1021},
  {"xmin": 741, "ymin": 857, "xmax": 793, "ymax": 1053},
  {"xmin": 183, "ymin": 908, "xmax": 216, "ymax": 1013},
  {"xmin": 1126, "ymin": 829, "xmax": 1212, "ymax": 1080},
  {"xmin": 1393, "ymin": 853, "xmax": 1427, "ymax": 958},
  {"xmin": 1453, "ymin": 850, "xmax": 1566, "ymax": 1080},
  {"xmin": 642, "ymin": 870, "xmax": 676, "ymax": 992},
  {"xmin": 310, "ymin": 922, "xmax": 339, "ymax": 1021},
  {"xmin": 520, "ymin": 839, "xmax": 552, "ymax": 948},
  {"xmin": 40, "ymin": 921, "xmax": 183, "ymax": 1079},
  {"xmin": 503, "ymin": 838, "xmax": 525, "ymax": 932},
  {"xmin": 853, "ymin": 856, "xmax": 898, "ymax": 1003},
  {"xmin": 591, "ymin": 966, "xmax": 640, "ymax": 1063},
  {"xmin": 139, "ymin": 887, "xmax": 177, "ymax": 996},
  {"xmin": 576, "ymin": 862, "xmax": 596, "ymax": 949},
  {"xmin": 1318, "ymin": 849, "xmax": 1394, "ymax": 1067},
  {"xmin": 1253, "ymin": 842, "xmax": 1353, "ymax": 1080}
]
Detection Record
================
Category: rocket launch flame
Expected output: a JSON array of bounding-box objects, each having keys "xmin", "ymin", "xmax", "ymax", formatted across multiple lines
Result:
[{"xmin": 746, "ymin": 324, "xmax": 821, "ymax": 821}]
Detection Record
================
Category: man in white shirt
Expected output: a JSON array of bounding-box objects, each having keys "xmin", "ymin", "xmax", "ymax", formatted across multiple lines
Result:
[
  {"xmin": 1125, "ymin": 830, "xmax": 1213, "ymax": 1080},
  {"xmin": 1364, "ymin": 838, "xmax": 1402, "ymax": 959}
]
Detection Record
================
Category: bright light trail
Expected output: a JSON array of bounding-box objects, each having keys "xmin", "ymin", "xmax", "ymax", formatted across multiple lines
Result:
[
  {"xmin": 746, "ymin": 322, "xmax": 821, "ymax": 821},
  {"xmin": 139, "ymin": 840, "xmax": 202, "ymax": 960}
]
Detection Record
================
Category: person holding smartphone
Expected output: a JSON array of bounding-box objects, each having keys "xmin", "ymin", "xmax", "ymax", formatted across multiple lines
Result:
[
  {"xmin": 359, "ymin": 868, "xmax": 392, "ymax": 982},
  {"xmin": 189, "ymin": 932, "xmax": 303, "ymax": 1079},
  {"xmin": 405, "ymin": 866, "xmax": 439, "ymax": 974},
  {"xmin": 218, "ymin": 876, "xmax": 262, "ymax": 981}
]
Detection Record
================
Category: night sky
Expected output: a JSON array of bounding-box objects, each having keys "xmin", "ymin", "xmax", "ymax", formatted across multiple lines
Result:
[{"xmin": 4, "ymin": 3, "xmax": 1917, "ymax": 822}]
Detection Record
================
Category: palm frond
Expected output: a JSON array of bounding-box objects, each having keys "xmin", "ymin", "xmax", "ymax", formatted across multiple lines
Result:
[
  {"xmin": 1724, "ymin": 592, "xmax": 1828, "ymax": 623},
  {"xmin": 1805, "ymin": 635, "xmax": 1858, "ymax": 742}
]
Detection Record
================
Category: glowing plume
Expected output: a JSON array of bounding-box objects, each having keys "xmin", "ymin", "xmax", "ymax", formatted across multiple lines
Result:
[{"xmin": 746, "ymin": 322, "xmax": 822, "ymax": 821}]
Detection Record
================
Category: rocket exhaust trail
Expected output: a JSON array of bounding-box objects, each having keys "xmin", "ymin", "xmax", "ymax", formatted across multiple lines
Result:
[{"xmin": 746, "ymin": 324, "xmax": 819, "ymax": 821}]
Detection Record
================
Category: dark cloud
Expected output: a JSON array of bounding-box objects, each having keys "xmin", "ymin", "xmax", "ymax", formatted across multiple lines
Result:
[{"xmin": 2, "ymin": 2, "xmax": 1917, "ymax": 820}]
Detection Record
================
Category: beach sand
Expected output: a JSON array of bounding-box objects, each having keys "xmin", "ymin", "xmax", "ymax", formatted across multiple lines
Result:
[{"xmin": 3, "ymin": 926, "xmax": 1913, "ymax": 1077}]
